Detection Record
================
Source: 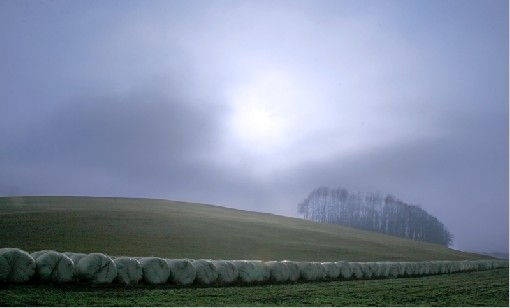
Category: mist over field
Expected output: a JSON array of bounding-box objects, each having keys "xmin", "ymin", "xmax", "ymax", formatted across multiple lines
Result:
[{"xmin": 0, "ymin": 0, "xmax": 508, "ymax": 253}]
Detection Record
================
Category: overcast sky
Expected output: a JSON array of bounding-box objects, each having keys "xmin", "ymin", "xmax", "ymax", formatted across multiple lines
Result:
[{"xmin": 1, "ymin": 0, "xmax": 508, "ymax": 253}]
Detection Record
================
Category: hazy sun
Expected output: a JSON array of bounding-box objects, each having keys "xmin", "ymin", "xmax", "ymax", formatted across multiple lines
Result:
[{"xmin": 226, "ymin": 71, "xmax": 297, "ymax": 154}]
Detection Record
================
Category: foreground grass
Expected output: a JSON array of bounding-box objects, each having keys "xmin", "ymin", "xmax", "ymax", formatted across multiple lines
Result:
[
  {"xmin": 0, "ymin": 196, "xmax": 488, "ymax": 261},
  {"xmin": 0, "ymin": 269, "xmax": 507, "ymax": 306}
]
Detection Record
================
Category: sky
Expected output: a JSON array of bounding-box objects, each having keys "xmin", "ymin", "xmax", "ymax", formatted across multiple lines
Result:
[{"xmin": 0, "ymin": 0, "xmax": 508, "ymax": 253}]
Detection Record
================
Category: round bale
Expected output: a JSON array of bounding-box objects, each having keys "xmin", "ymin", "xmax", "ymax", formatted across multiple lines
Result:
[
  {"xmin": 213, "ymin": 260, "xmax": 238, "ymax": 284},
  {"xmin": 76, "ymin": 253, "xmax": 117, "ymax": 284},
  {"xmin": 166, "ymin": 259, "xmax": 196, "ymax": 285},
  {"xmin": 0, "ymin": 248, "xmax": 36, "ymax": 283},
  {"xmin": 114, "ymin": 257, "xmax": 142, "ymax": 285},
  {"xmin": 192, "ymin": 260, "xmax": 218, "ymax": 285},
  {"xmin": 34, "ymin": 251, "xmax": 74, "ymax": 283}
]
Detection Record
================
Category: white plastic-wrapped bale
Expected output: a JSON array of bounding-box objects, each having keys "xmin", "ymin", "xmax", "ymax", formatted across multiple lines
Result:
[
  {"xmin": 231, "ymin": 261, "xmax": 259, "ymax": 283},
  {"xmin": 192, "ymin": 260, "xmax": 218, "ymax": 285},
  {"xmin": 76, "ymin": 253, "xmax": 117, "ymax": 284},
  {"xmin": 366, "ymin": 262, "xmax": 380, "ymax": 277},
  {"xmin": 336, "ymin": 261, "xmax": 352, "ymax": 279},
  {"xmin": 0, "ymin": 248, "xmax": 36, "ymax": 283},
  {"xmin": 348, "ymin": 262, "xmax": 363, "ymax": 279},
  {"xmin": 455, "ymin": 261, "xmax": 462, "ymax": 272},
  {"xmin": 265, "ymin": 261, "xmax": 290, "ymax": 283},
  {"xmin": 427, "ymin": 262, "xmax": 437, "ymax": 275},
  {"xmin": 213, "ymin": 260, "xmax": 238, "ymax": 284},
  {"xmin": 314, "ymin": 262, "xmax": 326, "ymax": 281},
  {"xmin": 465, "ymin": 261, "xmax": 478, "ymax": 272},
  {"xmin": 282, "ymin": 261, "xmax": 301, "ymax": 282},
  {"xmin": 402, "ymin": 262, "xmax": 412, "ymax": 275},
  {"xmin": 65, "ymin": 253, "xmax": 86, "ymax": 266},
  {"xmin": 251, "ymin": 261, "xmax": 270, "ymax": 282},
  {"xmin": 139, "ymin": 257, "xmax": 170, "ymax": 285},
  {"xmin": 297, "ymin": 262, "xmax": 318, "ymax": 281},
  {"xmin": 386, "ymin": 262, "xmax": 400, "ymax": 278},
  {"xmin": 321, "ymin": 262, "xmax": 340, "ymax": 280},
  {"xmin": 0, "ymin": 252, "xmax": 8, "ymax": 282},
  {"xmin": 478, "ymin": 260, "xmax": 492, "ymax": 271},
  {"xmin": 34, "ymin": 251, "xmax": 74, "ymax": 283},
  {"xmin": 460, "ymin": 261, "xmax": 470, "ymax": 272},
  {"xmin": 418, "ymin": 262, "xmax": 429, "ymax": 275},
  {"xmin": 30, "ymin": 250, "xmax": 58, "ymax": 260},
  {"xmin": 410, "ymin": 262, "xmax": 420, "ymax": 275},
  {"xmin": 166, "ymin": 259, "xmax": 196, "ymax": 285},
  {"xmin": 114, "ymin": 257, "xmax": 142, "ymax": 285},
  {"xmin": 359, "ymin": 262, "xmax": 373, "ymax": 278},
  {"xmin": 375, "ymin": 262, "xmax": 389, "ymax": 278},
  {"xmin": 65, "ymin": 252, "xmax": 86, "ymax": 277},
  {"xmin": 438, "ymin": 261, "xmax": 449, "ymax": 274},
  {"xmin": 445, "ymin": 261, "xmax": 454, "ymax": 273}
]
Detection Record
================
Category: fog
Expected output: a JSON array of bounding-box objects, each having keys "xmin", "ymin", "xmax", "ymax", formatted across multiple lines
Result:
[{"xmin": 1, "ymin": 0, "xmax": 508, "ymax": 253}]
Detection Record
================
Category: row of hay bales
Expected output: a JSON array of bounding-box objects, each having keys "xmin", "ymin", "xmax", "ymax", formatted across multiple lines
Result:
[{"xmin": 0, "ymin": 248, "xmax": 507, "ymax": 286}]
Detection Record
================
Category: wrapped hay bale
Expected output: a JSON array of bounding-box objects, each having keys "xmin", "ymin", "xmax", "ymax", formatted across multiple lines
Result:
[
  {"xmin": 297, "ymin": 262, "xmax": 318, "ymax": 281},
  {"xmin": 213, "ymin": 260, "xmax": 238, "ymax": 284},
  {"xmin": 192, "ymin": 260, "xmax": 218, "ymax": 285},
  {"xmin": 139, "ymin": 257, "xmax": 170, "ymax": 285},
  {"xmin": 437, "ymin": 261, "xmax": 448, "ymax": 274},
  {"xmin": 427, "ymin": 262, "xmax": 438, "ymax": 275},
  {"xmin": 405, "ymin": 262, "xmax": 415, "ymax": 276},
  {"xmin": 65, "ymin": 253, "xmax": 86, "ymax": 266},
  {"xmin": 409, "ymin": 262, "xmax": 420, "ymax": 276},
  {"xmin": 0, "ymin": 248, "xmax": 36, "ymax": 283},
  {"xmin": 34, "ymin": 251, "xmax": 74, "ymax": 283},
  {"xmin": 0, "ymin": 253, "xmax": 8, "ymax": 282},
  {"xmin": 321, "ymin": 262, "xmax": 340, "ymax": 280},
  {"xmin": 266, "ymin": 261, "xmax": 290, "ymax": 283},
  {"xmin": 455, "ymin": 261, "xmax": 462, "ymax": 272},
  {"xmin": 282, "ymin": 261, "xmax": 301, "ymax": 282},
  {"xmin": 445, "ymin": 261, "xmax": 454, "ymax": 273},
  {"xmin": 375, "ymin": 262, "xmax": 389, "ymax": 278},
  {"xmin": 348, "ymin": 262, "xmax": 363, "ymax": 279},
  {"xmin": 336, "ymin": 261, "xmax": 352, "ymax": 279},
  {"xmin": 114, "ymin": 257, "xmax": 142, "ymax": 285},
  {"xmin": 30, "ymin": 250, "xmax": 58, "ymax": 260},
  {"xmin": 76, "ymin": 253, "xmax": 117, "ymax": 284},
  {"xmin": 386, "ymin": 262, "xmax": 400, "ymax": 278},
  {"xmin": 231, "ymin": 261, "xmax": 259, "ymax": 283},
  {"xmin": 251, "ymin": 261, "xmax": 270, "ymax": 282},
  {"xmin": 314, "ymin": 262, "xmax": 326, "ymax": 280},
  {"xmin": 458, "ymin": 261, "xmax": 465, "ymax": 272},
  {"xmin": 366, "ymin": 262, "xmax": 380, "ymax": 277},
  {"xmin": 478, "ymin": 260, "xmax": 492, "ymax": 271},
  {"xmin": 166, "ymin": 259, "xmax": 196, "ymax": 285},
  {"xmin": 359, "ymin": 262, "xmax": 373, "ymax": 278},
  {"xmin": 465, "ymin": 261, "xmax": 478, "ymax": 272},
  {"xmin": 417, "ymin": 262, "xmax": 428, "ymax": 275},
  {"xmin": 397, "ymin": 262, "xmax": 407, "ymax": 276},
  {"xmin": 65, "ymin": 252, "xmax": 86, "ymax": 276}
]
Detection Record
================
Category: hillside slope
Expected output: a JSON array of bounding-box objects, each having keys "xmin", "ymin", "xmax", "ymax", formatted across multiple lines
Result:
[{"xmin": 0, "ymin": 196, "xmax": 487, "ymax": 261}]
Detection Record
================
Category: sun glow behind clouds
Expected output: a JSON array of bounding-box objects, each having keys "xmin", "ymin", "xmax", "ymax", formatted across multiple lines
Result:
[{"xmin": 226, "ymin": 71, "xmax": 299, "ymax": 156}]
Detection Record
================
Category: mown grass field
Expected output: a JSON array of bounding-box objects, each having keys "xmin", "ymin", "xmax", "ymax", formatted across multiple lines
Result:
[
  {"xmin": 1, "ymin": 196, "xmax": 506, "ymax": 307},
  {"xmin": 0, "ymin": 196, "xmax": 488, "ymax": 261},
  {"xmin": 1, "ymin": 269, "xmax": 507, "ymax": 306}
]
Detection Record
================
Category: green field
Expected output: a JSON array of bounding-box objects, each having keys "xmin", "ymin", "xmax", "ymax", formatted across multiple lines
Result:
[
  {"xmin": 1, "ymin": 196, "xmax": 506, "ymax": 307},
  {"xmin": 0, "ymin": 269, "xmax": 507, "ymax": 306},
  {"xmin": 0, "ymin": 196, "xmax": 489, "ymax": 261}
]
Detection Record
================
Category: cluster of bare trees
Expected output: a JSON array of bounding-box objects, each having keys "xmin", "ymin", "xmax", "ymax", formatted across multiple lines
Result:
[{"xmin": 298, "ymin": 187, "xmax": 453, "ymax": 246}]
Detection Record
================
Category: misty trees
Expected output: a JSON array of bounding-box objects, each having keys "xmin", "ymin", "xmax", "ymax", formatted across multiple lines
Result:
[{"xmin": 298, "ymin": 187, "xmax": 453, "ymax": 246}]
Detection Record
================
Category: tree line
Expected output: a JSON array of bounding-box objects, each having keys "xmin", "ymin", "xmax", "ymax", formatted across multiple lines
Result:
[{"xmin": 297, "ymin": 187, "xmax": 453, "ymax": 246}]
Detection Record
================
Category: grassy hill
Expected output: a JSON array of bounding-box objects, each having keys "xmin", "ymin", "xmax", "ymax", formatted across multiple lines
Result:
[{"xmin": 0, "ymin": 196, "xmax": 488, "ymax": 261}]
